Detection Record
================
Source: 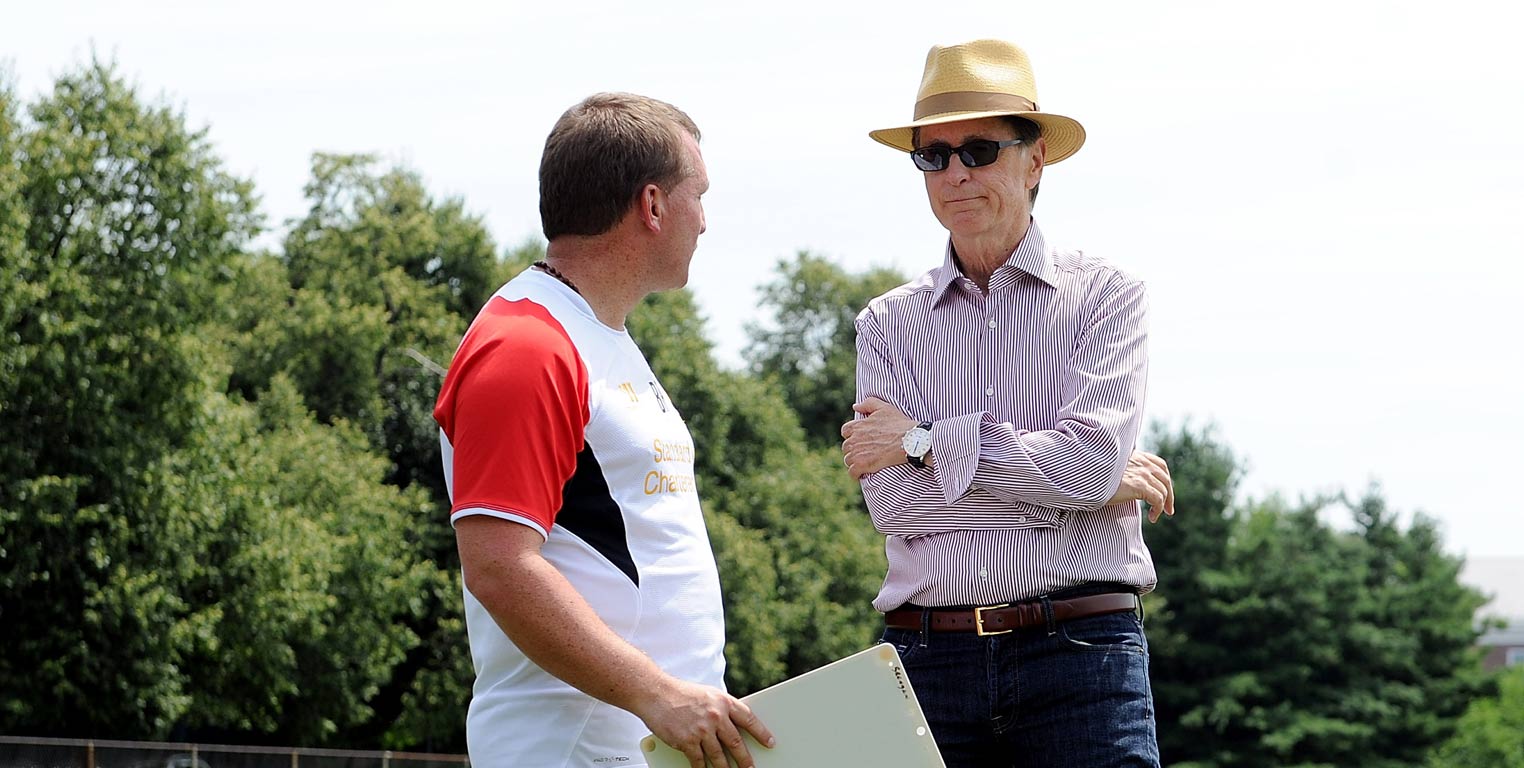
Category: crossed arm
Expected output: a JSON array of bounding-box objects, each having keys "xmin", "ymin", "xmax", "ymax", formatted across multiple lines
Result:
[
  {"xmin": 840, "ymin": 397, "xmax": 1176, "ymax": 522},
  {"xmin": 842, "ymin": 278, "xmax": 1174, "ymax": 530}
]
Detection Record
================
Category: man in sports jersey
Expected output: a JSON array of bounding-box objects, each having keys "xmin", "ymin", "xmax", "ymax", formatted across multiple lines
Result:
[{"xmin": 433, "ymin": 93, "xmax": 774, "ymax": 768}]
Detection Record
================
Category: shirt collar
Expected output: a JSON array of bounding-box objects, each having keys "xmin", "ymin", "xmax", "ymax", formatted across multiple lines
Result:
[{"xmin": 930, "ymin": 218, "xmax": 1058, "ymax": 305}]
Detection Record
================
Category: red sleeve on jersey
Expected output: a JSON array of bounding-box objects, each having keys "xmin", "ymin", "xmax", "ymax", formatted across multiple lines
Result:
[{"xmin": 433, "ymin": 297, "xmax": 590, "ymax": 533}]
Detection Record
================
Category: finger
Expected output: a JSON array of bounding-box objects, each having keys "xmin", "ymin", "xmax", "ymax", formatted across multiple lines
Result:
[
  {"xmin": 679, "ymin": 743, "xmax": 705, "ymax": 768},
  {"xmin": 855, "ymin": 397, "xmax": 886, "ymax": 414},
  {"xmin": 701, "ymin": 735, "xmax": 728, "ymax": 768},
  {"xmin": 731, "ymin": 700, "xmax": 775, "ymax": 749},
  {"xmin": 1145, "ymin": 484, "xmax": 1163, "ymax": 522},
  {"xmin": 1144, "ymin": 478, "xmax": 1165, "ymax": 522},
  {"xmin": 718, "ymin": 723, "xmax": 755, "ymax": 768},
  {"xmin": 840, "ymin": 422, "xmax": 852, "ymax": 439},
  {"xmin": 1165, "ymin": 476, "xmax": 1176, "ymax": 517}
]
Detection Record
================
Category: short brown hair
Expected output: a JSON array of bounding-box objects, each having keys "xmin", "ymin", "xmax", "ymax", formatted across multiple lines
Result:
[{"xmin": 539, "ymin": 92, "xmax": 701, "ymax": 240}]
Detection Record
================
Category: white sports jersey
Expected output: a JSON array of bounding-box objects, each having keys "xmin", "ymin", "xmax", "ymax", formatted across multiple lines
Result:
[{"xmin": 434, "ymin": 268, "xmax": 725, "ymax": 768}]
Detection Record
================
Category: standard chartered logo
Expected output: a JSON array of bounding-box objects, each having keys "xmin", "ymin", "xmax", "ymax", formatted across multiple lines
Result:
[{"xmin": 645, "ymin": 436, "xmax": 695, "ymax": 495}]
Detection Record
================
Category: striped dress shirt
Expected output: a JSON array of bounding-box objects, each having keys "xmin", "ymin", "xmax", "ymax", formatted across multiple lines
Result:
[{"xmin": 855, "ymin": 219, "xmax": 1157, "ymax": 612}]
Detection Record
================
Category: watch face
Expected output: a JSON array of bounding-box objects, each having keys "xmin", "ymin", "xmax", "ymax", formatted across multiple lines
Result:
[{"xmin": 902, "ymin": 427, "xmax": 932, "ymax": 457}]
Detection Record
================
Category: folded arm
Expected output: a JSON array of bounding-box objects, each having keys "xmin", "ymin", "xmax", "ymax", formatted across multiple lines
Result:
[{"xmin": 844, "ymin": 278, "xmax": 1157, "ymax": 535}]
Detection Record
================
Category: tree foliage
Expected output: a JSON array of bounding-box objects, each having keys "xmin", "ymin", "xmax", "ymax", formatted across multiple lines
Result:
[
  {"xmin": 216, "ymin": 152, "xmax": 509, "ymax": 750},
  {"xmin": 1427, "ymin": 665, "xmax": 1524, "ymax": 768},
  {"xmin": 1, "ymin": 61, "xmax": 261, "ymax": 735},
  {"xmin": 0, "ymin": 64, "xmax": 455, "ymax": 747},
  {"xmin": 744, "ymin": 252, "xmax": 904, "ymax": 446},
  {"xmin": 147, "ymin": 374, "xmax": 435, "ymax": 743},
  {"xmin": 1146, "ymin": 424, "xmax": 1489, "ymax": 768}
]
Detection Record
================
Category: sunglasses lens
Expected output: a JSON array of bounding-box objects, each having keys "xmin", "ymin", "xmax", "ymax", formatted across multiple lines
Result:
[
  {"xmin": 911, "ymin": 147, "xmax": 948, "ymax": 172},
  {"xmin": 960, "ymin": 140, "xmax": 1001, "ymax": 168}
]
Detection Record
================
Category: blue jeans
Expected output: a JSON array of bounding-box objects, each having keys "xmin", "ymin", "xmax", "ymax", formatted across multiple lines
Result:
[{"xmin": 882, "ymin": 593, "xmax": 1160, "ymax": 768}]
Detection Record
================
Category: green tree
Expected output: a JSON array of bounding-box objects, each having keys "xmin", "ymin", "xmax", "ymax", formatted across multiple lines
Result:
[
  {"xmin": 0, "ymin": 73, "xmax": 25, "ymax": 307},
  {"xmin": 0, "ymin": 63, "xmax": 447, "ymax": 747},
  {"xmin": 1151, "ymin": 489, "xmax": 1485, "ymax": 768},
  {"xmin": 1141, "ymin": 423, "xmax": 1243, "ymax": 762},
  {"xmin": 1171, "ymin": 497, "xmax": 1374, "ymax": 768},
  {"xmin": 1142, "ymin": 425, "xmax": 1488, "ymax": 768},
  {"xmin": 1428, "ymin": 665, "xmax": 1524, "ymax": 768},
  {"xmin": 146, "ymin": 374, "xmax": 434, "ymax": 744},
  {"xmin": 240, "ymin": 153, "xmax": 494, "ymax": 499},
  {"xmin": 744, "ymin": 252, "xmax": 904, "ymax": 446},
  {"xmin": 0, "ymin": 60, "xmax": 260, "ymax": 735},
  {"xmin": 1337, "ymin": 487, "xmax": 1490, "ymax": 765},
  {"xmin": 221, "ymin": 154, "xmax": 513, "ymax": 749}
]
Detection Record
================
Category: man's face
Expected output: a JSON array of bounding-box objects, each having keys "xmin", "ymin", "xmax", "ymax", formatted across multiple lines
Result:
[
  {"xmin": 918, "ymin": 117, "xmax": 1043, "ymax": 240},
  {"xmin": 657, "ymin": 131, "xmax": 708, "ymax": 288}
]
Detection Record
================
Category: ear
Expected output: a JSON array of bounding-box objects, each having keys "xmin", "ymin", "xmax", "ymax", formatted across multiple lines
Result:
[
  {"xmin": 636, "ymin": 183, "xmax": 665, "ymax": 233},
  {"xmin": 1028, "ymin": 136, "xmax": 1047, "ymax": 189}
]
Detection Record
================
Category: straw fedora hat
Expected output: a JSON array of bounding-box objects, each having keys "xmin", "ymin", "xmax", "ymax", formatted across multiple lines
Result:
[{"xmin": 870, "ymin": 39, "xmax": 1086, "ymax": 164}]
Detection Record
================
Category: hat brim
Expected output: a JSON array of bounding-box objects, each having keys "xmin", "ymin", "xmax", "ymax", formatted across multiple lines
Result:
[{"xmin": 869, "ymin": 110, "xmax": 1086, "ymax": 165}]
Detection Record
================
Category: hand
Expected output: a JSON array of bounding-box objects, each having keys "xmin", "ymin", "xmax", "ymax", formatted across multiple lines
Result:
[
  {"xmin": 839, "ymin": 397, "xmax": 919, "ymax": 480},
  {"xmin": 637, "ymin": 678, "xmax": 775, "ymax": 768},
  {"xmin": 1109, "ymin": 450, "xmax": 1175, "ymax": 522}
]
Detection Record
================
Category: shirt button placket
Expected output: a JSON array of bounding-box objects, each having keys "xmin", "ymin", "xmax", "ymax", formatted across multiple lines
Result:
[{"xmin": 983, "ymin": 306, "xmax": 996, "ymax": 398}]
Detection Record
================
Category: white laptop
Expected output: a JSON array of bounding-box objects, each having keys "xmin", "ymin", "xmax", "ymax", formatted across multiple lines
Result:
[{"xmin": 640, "ymin": 643, "xmax": 945, "ymax": 768}]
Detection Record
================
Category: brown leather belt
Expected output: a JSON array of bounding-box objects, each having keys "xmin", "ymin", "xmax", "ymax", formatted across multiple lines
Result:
[{"xmin": 883, "ymin": 592, "xmax": 1139, "ymax": 636}]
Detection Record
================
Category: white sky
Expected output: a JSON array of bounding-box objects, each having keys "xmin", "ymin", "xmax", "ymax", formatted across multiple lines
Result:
[{"xmin": 6, "ymin": 0, "xmax": 1523, "ymax": 562}]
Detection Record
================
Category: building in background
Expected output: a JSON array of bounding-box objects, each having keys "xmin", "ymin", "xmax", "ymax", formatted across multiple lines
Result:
[{"xmin": 1462, "ymin": 556, "xmax": 1524, "ymax": 670}]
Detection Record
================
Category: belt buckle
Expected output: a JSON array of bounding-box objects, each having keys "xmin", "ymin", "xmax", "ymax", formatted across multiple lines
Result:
[{"xmin": 975, "ymin": 603, "xmax": 1012, "ymax": 636}]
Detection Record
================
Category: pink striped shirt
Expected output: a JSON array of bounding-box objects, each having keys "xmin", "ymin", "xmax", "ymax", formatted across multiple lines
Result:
[{"xmin": 854, "ymin": 219, "xmax": 1157, "ymax": 611}]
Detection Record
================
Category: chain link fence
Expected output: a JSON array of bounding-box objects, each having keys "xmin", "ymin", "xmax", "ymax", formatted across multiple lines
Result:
[{"xmin": 0, "ymin": 737, "xmax": 467, "ymax": 768}]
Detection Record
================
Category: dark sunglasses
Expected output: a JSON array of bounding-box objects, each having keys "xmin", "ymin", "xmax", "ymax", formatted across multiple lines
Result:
[{"xmin": 910, "ymin": 138, "xmax": 1023, "ymax": 172}]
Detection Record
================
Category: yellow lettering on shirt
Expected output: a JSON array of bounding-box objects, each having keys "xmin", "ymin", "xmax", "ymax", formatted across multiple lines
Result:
[{"xmin": 644, "ymin": 470, "xmax": 696, "ymax": 495}]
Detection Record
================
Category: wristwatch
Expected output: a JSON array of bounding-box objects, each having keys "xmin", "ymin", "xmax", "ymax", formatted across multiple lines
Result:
[{"xmin": 902, "ymin": 421, "xmax": 933, "ymax": 468}]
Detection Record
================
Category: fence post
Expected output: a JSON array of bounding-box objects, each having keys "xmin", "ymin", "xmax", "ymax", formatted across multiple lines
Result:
[
  {"xmin": 86, "ymin": 741, "xmax": 95, "ymax": 768},
  {"xmin": 291, "ymin": 750, "xmax": 299, "ymax": 768}
]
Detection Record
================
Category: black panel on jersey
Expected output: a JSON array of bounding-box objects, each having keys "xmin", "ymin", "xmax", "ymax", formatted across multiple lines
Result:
[{"xmin": 557, "ymin": 444, "xmax": 639, "ymax": 586}]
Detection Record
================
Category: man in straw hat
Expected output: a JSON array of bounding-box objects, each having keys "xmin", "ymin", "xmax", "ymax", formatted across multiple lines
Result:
[
  {"xmin": 840, "ymin": 39, "xmax": 1172, "ymax": 766},
  {"xmin": 435, "ymin": 92, "xmax": 774, "ymax": 768}
]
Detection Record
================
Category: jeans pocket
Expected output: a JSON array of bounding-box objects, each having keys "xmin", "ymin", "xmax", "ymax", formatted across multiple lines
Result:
[
  {"xmin": 880, "ymin": 627, "xmax": 922, "ymax": 663},
  {"xmin": 1057, "ymin": 612, "xmax": 1147, "ymax": 655}
]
